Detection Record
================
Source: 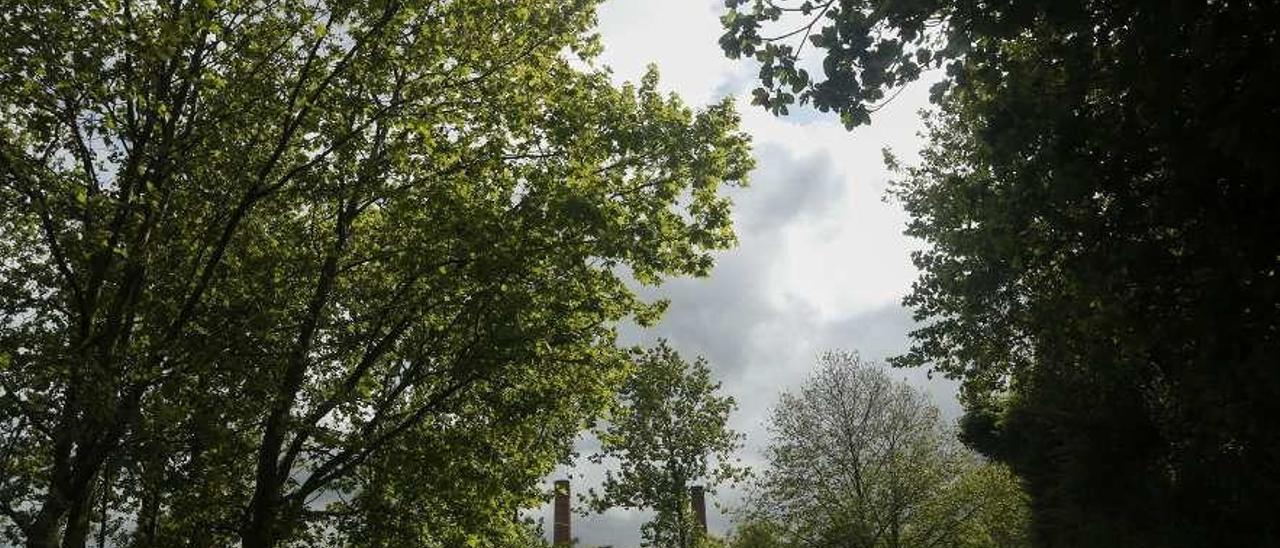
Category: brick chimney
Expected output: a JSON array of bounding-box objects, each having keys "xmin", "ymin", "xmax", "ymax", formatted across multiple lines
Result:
[
  {"xmin": 689, "ymin": 485, "xmax": 707, "ymax": 533},
  {"xmin": 553, "ymin": 479, "xmax": 571, "ymax": 545}
]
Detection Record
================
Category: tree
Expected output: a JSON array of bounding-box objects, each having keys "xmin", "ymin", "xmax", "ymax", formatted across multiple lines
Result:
[
  {"xmin": 0, "ymin": 1, "xmax": 754, "ymax": 545},
  {"xmin": 721, "ymin": 1, "xmax": 1280, "ymax": 545},
  {"xmin": 726, "ymin": 519, "xmax": 786, "ymax": 548},
  {"xmin": 587, "ymin": 342, "xmax": 748, "ymax": 548},
  {"xmin": 739, "ymin": 352, "xmax": 1028, "ymax": 548}
]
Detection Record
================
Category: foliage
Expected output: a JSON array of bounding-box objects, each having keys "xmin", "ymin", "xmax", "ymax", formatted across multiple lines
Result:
[
  {"xmin": 737, "ymin": 351, "xmax": 1028, "ymax": 548},
  {"xmin": 587, "ymin": 342, "xmax": 748, "ymax": 548},
  {"xmin": 0, "ymin": 1, "xmax": 754, "ymax": 546},
  {"xmin": 723, "ymin": 0, "xmax": 1280, "ymax": 546},
  {"xmin": 726, "ymin": 519, "xmax": 786, "ymax": 548},
  {"xmin": 719, "ymin": 0, "xmax": 959, "ymax": 128}
]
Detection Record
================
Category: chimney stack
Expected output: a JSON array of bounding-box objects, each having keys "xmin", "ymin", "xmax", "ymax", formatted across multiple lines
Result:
[
  {"xmin": 553, "ymin": 479, "xmax": 571, "ymax": 545},
  {"xmin": 690, "ymin": 485, "xmax": 707, "ymax": 533}
]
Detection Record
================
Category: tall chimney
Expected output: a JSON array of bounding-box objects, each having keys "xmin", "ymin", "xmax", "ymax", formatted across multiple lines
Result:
[
  {"xmin": 690, "ymin": 485, "xmax": 707, "ymax": 533},
  {"xmin": 553, "ymin": 479, "xmax": 571, "ymax": 545}
]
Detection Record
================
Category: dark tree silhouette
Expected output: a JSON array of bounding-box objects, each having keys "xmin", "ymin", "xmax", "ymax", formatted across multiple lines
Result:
[{"xmin": 722, "ymin": 1, "xmax": 1280, "ymax": 546}]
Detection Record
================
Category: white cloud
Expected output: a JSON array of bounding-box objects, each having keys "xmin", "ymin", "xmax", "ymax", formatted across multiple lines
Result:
[
  {"xmin": 536, "ymin": 1, "xmax": 954, "ymax": 546},
  {"xmin": 594, "ymin": 0, "xmax": 738, "ymax": 105}
]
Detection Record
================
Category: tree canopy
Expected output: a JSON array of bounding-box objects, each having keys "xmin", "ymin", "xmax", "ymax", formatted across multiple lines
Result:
[
  {"xmin": 0, "ymin": 1, "xmax": 753, "ymax": 546},
  {"xmin": 722, "ymin": 1, "xmax": 1280, "ymax": 546},
  {"xmin": 737, "ymin": 352, "xmax": 1028, "ymax": 548},
  {"xmin": 587, "ymin": 342, "xmax": 747, "ymax": 548}
]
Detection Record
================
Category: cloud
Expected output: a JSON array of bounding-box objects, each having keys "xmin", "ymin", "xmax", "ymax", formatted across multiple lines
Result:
[
  {"xmin": 594, "ymin": 0, "xmax": 739, "ymax": 106},
  {"xmin": 618, "ymin": 140, "xmax": 847, "ymax": 369},
  {"xmin": 553, "ymin": 119, "xmax": 952, "ymax": 546},
  {"xmin": 736, "ymin": 143, "xmax": 846, "ymax": 235},
  {"xmin": 536, "ymin": 1, "xmax": 956, "ymax": 545}
]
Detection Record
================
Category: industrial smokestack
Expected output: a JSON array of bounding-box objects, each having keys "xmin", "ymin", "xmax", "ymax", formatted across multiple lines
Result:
[
  {"xmin": 690, "ymin": 485, "xmax": 707, "ymax": 533},
  {"xmin": 553, "ymin": 479, "xmax": 571, "ymax": 545}
]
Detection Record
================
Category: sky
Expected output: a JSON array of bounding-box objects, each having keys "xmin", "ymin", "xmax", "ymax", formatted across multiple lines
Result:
[{"xmin": 542, "ymin": 1, "xmax": 953, "ymax": 545}]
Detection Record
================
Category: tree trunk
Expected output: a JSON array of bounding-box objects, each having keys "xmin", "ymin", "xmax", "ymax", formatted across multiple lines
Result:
[
  {"xmin": 95, "ymin": 462, "xmax": 112, "ymax": 548},
  {"xmin": 240, "ymin": 505, "xmax": 278, "ymax": 548},
  {"xmin": 135, "ymin": 487, "xmax": 159, "ymax": 546},
  {"xmin": 30, "ymin": 395, "xmax": 81, "ymax": 547},
  {"xmin": 676, "ymin": 492, "xmax": 688, "ymax": 548},
  {"xmin": 60, "ymin": 483, "xmax": 95, "ymax": 548},
  {"xmin": 135, "ymin": 443, "xmax": 172, "ymax": 547},
  {"xmin": 242, "ymin": 493, "xmax": 300, "ymax": 548},
  {"xmin": 27, "ymin": 497, "xmax": 67, "ymax": 548},
  {"xmin": 28, "ymin": 450, "xmax": 94, "ymax": 548},
  {"xmin": 242, "ymin": 208, "xmax": 351, "ymax": 548}
]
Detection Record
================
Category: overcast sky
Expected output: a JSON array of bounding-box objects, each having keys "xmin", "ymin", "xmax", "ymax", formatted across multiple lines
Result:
[{"xmin": 542, "ymin": 1, "xmax": 954, "ymax": 545}]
